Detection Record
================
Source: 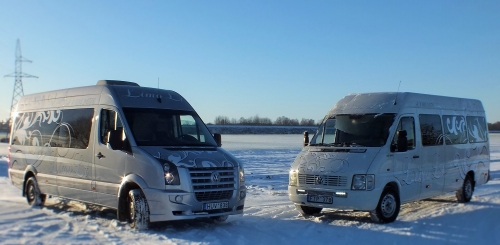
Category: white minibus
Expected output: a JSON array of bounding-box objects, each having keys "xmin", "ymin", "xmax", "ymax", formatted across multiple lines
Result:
[{"xmin": 289, "ymin": 92, "xmax": 490, "ymax": 223}]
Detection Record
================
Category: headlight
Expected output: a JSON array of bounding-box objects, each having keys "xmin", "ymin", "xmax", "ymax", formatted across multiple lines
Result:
[
  {"xmin": 238, "ymin": 165, "xmax": 245, "ymax": 185},
  {"xmin": 158, "ymin": 159, "xmax": 180, "ymax": 185},
  {"xmin": 351, "ymin": 174, "xmax": 375, "ymax": 190},
  {"xmin": 289, "ymin": 170, "xmax": 298, "ymax": 186}
]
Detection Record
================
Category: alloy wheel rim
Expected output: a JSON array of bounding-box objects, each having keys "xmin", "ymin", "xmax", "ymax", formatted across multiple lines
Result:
[
  {"xmin": 27, "ymin": 184, "xmax": 35, "ymax": 202},
  {"xmin": 129, "ymin": 199, "xmax": 135, "ymax": 221}
]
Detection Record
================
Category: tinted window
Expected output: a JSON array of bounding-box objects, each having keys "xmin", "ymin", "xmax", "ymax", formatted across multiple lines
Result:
[
  {"xmin": 466, "ymin": 116, "xmax": 488, "ymax": 143},
  {"xmin": 443, "ymin": 115, "xmax": 468, "ymax": 145},
  {"xmin": 419, "ymin": 114, "xmax": 443, "ymax": 146},
  {"xmin": 391, "ymin": 116, "xmax": 416, "ymax": 151},
  {"xmin": 100, "ymin": 109, "xmax": 126, "ymax": 145},
  {"xmin": 11, "ymin": 108, "xmax": 93, "ymax": 149}
]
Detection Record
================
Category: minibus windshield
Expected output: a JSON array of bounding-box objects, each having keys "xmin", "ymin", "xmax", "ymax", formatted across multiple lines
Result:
[
  {"xmin": 123, "ymin": 108, "xmax": 218, "ymax": 147},
  {"xmin": 310, "ymin": 113, "xmax": 395, "ymax": 147}
]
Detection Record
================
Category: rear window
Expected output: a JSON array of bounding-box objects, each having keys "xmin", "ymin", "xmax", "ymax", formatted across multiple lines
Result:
[{"xmin": 466, "ymin": 116, "xmax": 488, "ymax": 143}]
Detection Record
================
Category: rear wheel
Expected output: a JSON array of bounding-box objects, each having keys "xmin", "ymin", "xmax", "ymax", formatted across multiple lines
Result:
[
  {"xmin": 25, "ymin": 177, "xmax": 46, "ymax": 207},
  {"xmin": 370, "ymin": 187, "xmax": 400, "ymax": 223},
  {"xmin": 127, "ymin": 189, "xmax": 150, "ymax": 229},
  {"xmin": 295, "ymin": 205, "xmax": 323, "ymax": 216},
  {"xmin": 456, "ymin": 174, "xmax": 474, "ymax": 203}
]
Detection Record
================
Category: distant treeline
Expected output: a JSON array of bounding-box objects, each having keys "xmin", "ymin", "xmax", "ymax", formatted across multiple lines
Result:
[
  {"xmin": 212, "ymin": 116, "xmax": 500, "ymax": 131},
  {"xmin": 489, "ymin": 122, "xmax": 500, "ymax": 131},
  {"xmin": 212, "ymin": 115, "xmax": 319, "ymax": 126},
  {"xmin": 1, "ymin": 118, "xmax": 500, "ymax": 133},
  {"xmin": 0, "ymin": 120, "xmax": 9, "ymax": 131}
]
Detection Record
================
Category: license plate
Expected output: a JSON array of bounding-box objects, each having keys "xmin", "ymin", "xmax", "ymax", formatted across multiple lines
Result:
[
  {"xmin": 307, "ymin": 195, "xmax": 333, "ymax": 204},
  {"xmin": 203, "ymin": 201, "xmax": 229, "ymax": 210}
]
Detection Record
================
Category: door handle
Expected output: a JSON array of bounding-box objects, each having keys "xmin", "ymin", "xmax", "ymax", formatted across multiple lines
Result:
[
  {"xmin": 96, "ymin": 152, "xmax": 105, "ymax": 159},
  {"xmin": 413, "ymin": 155, "xmax": 419, "ymax": 159}
]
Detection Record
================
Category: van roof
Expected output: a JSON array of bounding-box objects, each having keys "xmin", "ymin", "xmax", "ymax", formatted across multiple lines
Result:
[
  {"xmin": 326, "ymin": 92, "xmax": 485, "ymax": 118},
  {"xmin": 16, "ymin": 80, "xmax": 195, "ymax": 112},
  {"xmin": 97, "ymin": 80, "xmax": 140, "ymax": 87}
]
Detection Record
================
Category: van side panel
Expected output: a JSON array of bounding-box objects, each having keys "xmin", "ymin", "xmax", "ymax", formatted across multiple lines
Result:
[{"xmin": 10, "ymin": 106, "xmax": 96, "ymax": 203}]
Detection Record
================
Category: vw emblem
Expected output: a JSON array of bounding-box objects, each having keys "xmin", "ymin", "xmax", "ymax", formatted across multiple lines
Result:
[
  {"xmin": 315, "ymin": 176, "xmax": 324, "ymax": 185},
  {"xmin": 211, "ymin": 171, "xmax": 221, "ymax": 183}
]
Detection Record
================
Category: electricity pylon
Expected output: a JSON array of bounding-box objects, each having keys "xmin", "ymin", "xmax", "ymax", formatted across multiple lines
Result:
[{"xmin": 4, "ymin": 39, "xmax": 38, "ymax": 124}]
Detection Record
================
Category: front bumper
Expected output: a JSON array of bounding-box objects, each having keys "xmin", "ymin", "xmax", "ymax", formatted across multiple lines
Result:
[
  {"xmin": 288, "ymin": 186, "xmax": 381, "ymax": 211},
  {"xmin": 143, "ymin": 187, "xmax": 246, "ymax": 222}
]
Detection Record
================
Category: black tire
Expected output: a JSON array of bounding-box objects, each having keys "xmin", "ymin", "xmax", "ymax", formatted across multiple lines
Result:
[
  {"xmin": 127, "ymin": 189, "xmax": 150, "ymax": 230},
  {"xmin": 25, "ymin": 177, "xmax": 46, "ymax": 207},
  {"xmin": 370, "ymin": 187, "xmax": 400, "ymax": 223},
  {"xmin": 295, "ymin": 204, "xmax": 323, "ymax": 216},
  {"xmin": 210, "ymin": 215, "xmax": 229, "ymax": 222},
  {"xmin": 456, "ymin": 174, "xmax": 474, "ymax": 203}
]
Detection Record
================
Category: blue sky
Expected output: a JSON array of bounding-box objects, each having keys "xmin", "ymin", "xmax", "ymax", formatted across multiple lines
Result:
[{"xmin": 1, "ymin": 1, "xmax": 499, "ymax": 124}]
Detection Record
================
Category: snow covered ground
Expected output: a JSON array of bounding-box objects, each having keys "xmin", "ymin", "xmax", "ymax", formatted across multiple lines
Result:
[{"xmin": 1, "ymin": 134, "xmax": 499, "ymax": 245}]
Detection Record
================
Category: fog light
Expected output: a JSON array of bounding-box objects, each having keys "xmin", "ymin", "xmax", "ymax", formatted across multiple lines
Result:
[
  {"xmin": 240, "ymin": 191, "xmax": 246, "ymax": 199},
  {"xmin": 335, "ymin": 191, "xmax": 348, "ymax": 198},
  {"xmin": 175, "ymin": 195, "xmax": 183, "ymax": 203}
]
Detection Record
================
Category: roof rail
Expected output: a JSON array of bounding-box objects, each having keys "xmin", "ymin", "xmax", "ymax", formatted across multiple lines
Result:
[{"xmin": 97, "ymin": 80, "xmax": 140, "ymax": 86}]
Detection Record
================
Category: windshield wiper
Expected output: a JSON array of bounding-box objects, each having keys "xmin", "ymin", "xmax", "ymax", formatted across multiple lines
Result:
[{"xmin": 324, "ymin": 142, "xmax": 366, "ymax": 147}]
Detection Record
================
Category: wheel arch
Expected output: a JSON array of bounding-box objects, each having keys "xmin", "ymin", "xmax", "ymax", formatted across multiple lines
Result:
[
  {"xmin": 384, "ymin": 181, "xmax": 400, "ymax": 200},
  {"xmin": 116, "ymin": 174, "xmax": 148, "ymax": 221}
]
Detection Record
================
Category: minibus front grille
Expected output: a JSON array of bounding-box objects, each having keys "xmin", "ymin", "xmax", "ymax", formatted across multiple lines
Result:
[
  {"xmin": 188, "ymin": 167, "xmax": 236, "ymax": 201},
  {"xmin": 194, "ymin": 190, "xmax": 234, "ymax": 202},
  {"xmin": 298, "ymin": 174, "xmax": 347, "ymax": 187}
]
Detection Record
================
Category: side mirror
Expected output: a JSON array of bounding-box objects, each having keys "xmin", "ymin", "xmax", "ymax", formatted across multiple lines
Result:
[
  {"xmin": 108, "ymin": 129, "xmax": 132, "ymax": 153},
  {"xmin": 396, "ymin": 130, "xmax": 408, "ymax": 152},
  {"xmin": 303, "ymin": 131, "xmax": 309, "ymax": 147},
  {"xmin": 214, "ymin": 133, "xmax": 222, "ymax": 147}
]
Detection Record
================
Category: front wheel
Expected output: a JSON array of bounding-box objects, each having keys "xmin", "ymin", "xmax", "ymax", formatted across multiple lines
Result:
[
  {"xmin": 127, "ymin": 189, "xmax": 150, "ymax": 229},
  {"xmin": 295, "ymin": 205, "xmax": 322, "ymax": 216},
  {"xmin": 25, "ymin": 176, "xmax": 46, "ymax": 207},
  {"xmin": 456, "ymin": 174, "xmax": 474, "ymax": 203},
  {"xmin": 370, "ymin": 187, "xmax": 400, "ymax": 223}
]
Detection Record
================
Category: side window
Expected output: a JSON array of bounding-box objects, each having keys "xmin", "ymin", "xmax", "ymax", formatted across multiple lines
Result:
[
  {"xmin": 391, "ymin": 116, "xmax": 415, "ymax": 151},
  {"xmin": 419, "ymin": 114, "xmax": 443, "ymax": 146},
  {"xmin": 322, "ymin": 119, "xmax": 337, "ymax": 144},
  {"xmin": 11, "ymin": 109, "xmax": 93, "ymax": 149},
  {"xmin": 62, "ymin": 108, "xmax": 93, "ymax": 149},
  {"xmin": 52, "ymin": 125, "xmax": 70, "ymax": 148},
  {"xmin": 180, "ymin": 115, "xmax": 205, "ymax": 142},
  {"xmin": 443, "ymin": 115, "xmax": 468, "ymax": 144},
  {"xmin": 100, "ymin": 109, "xmax": 125, "ymax": 145},
  {"xmin": 466, "ymin": 116, "xmax": 488, "ymax": 143}
]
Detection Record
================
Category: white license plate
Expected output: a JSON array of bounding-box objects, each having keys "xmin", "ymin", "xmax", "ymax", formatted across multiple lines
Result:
[
  {"xmin": 203, "ymin": 201, "xmax": 229, "ymax": 210},
  {"xmin": 307, "ymin": 195, "xmax": 333, "ymax": 204}
]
